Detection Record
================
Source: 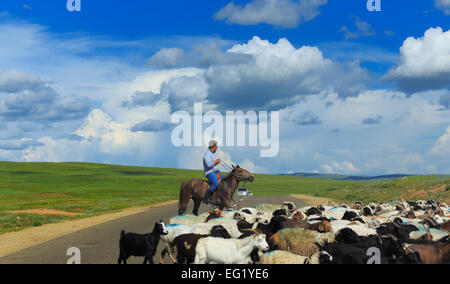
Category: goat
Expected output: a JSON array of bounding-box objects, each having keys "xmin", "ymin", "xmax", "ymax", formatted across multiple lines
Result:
[
  {"xmin": 376, "ymin": 222, "xmax": 419, "ymax": 241},
  {"xmin": 205, "ymin": 209, "xmax": 223, "ymax": 222},
  {"xmin": 281, "ymin": 201, "xmax": 297, "ymax": 212},
  {"xmin": 269, "ymin": 215, "xmax": 333, "ymax": 233},
  {"xmin": 362, "ymin": 207, "xmax": 374, "ymax": 216},
  {"xmin": 404, "ymin": 242, "xmax": 450, "ymax": 264},
  {"xmin": 292, "ymin": 210, "xmax": 307, "ymax": 221},
  {"xmin": 159, "ymin": 223, "xmax": 216, "ymax": 263},
  {"xmin": 272, "ymin": 209, "xmax": 288, "ymax": 217},
  {"xmin": 194, "ymin": 234, "xmax": 269, "ymax": 264},
  {"xmin": 441, "ymin": 220, "xmax": 450, "ymax": 231},
  {"xmin": 317, "ymin": 240, "xmax": 420, "ymax": 264},
  {"xmin": 259, "ymin": 250, "xmax": 333, "ymax": 265},
  {"xmin": 260, "ymin": 250, "xmax": 309, "ymax": 264},
  {"xmin": 305, "ymin": 207, "xmax": 323, "ymax": 216},
  {"xmin": 169, "ymin": 225, "xmax": 231, "ymax": 264},
  {"xmin": 118, "ymin": 220, "xmax": 168, "ymax": 264},
  {"xmin": 342, "ymin": 210, "xmax": 359, "ymax": 221}
]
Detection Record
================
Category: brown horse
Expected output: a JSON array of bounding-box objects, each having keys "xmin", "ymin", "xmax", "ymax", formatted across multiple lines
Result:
[{"xmin": 178, "ymin": 165, "xmax": 255, "ymax": 216}]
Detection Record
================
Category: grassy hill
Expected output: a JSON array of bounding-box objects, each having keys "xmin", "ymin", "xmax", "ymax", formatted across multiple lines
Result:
[
  {"xmin": 0, "ymin": 162, "xmax": 448, "ymax": 234},
  {"xmin": 281, "ymin": 172, "xmax": 413, "ymax": 181}
]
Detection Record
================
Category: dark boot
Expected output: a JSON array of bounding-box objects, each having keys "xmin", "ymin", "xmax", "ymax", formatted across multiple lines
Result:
[{"xmin": 203, "ymin": 191, "xmax": 213, "ymax": 204}]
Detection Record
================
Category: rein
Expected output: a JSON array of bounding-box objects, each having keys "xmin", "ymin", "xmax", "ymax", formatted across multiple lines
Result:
[{"xmin": 220, "ymin": 160, "xmax": 233, "ymax": 171}]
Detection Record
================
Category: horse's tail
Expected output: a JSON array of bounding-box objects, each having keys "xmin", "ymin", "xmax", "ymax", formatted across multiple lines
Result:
[
  {"xmin": 178, "ymin": 181, "xmax": 185, "ymax": 206},
  {"xmin": 178, "ymin": 181, "xmax": 189, "ymax": 215}
]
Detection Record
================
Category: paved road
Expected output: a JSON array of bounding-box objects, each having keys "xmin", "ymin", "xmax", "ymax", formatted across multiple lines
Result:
[{"xmin": 0, "ymin": 195, "xmax": 307, "ymax": 264}]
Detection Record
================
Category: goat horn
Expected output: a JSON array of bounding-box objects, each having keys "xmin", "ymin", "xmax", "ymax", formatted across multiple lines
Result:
[
  {"xmin": 376, "ymin": 233, "xmax": 383, "ymax": 245},
  {"xmin": 386, "ymin": 234, "xmax": 399, "ymax": 241}
]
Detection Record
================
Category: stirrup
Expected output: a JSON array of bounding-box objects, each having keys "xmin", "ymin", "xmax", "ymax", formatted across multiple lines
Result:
[{"xmin": 203, "ymin": 192, "xmax": 212, "ymax": 204}]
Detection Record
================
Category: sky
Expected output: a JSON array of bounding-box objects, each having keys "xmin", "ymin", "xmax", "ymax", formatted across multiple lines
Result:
[{"xmin": 0, "ymin": 0, "xmax": 449, "ymax": 175}]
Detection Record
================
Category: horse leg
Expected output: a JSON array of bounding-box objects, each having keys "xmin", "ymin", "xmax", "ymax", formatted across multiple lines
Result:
[
  {"xmin": 223, "ymin": 195, "xmax": 233, "ymax": 210},
  {"xmin": 192, "ymin": 198, "xmax": 201, "ymax": 216},
  {"xmin": 178, "ymin": 191, "xmax": 191, "ymax": 216}
]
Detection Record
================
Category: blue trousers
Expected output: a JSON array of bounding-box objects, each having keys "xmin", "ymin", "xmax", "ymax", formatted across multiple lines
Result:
[{"xmin": 206, "ymin": 171, "xmax": 224, "ymax": 193}]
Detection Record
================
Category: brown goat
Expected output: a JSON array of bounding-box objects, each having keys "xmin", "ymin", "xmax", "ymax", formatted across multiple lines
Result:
[
  {"xmin": 405, "ymin": 242, "xmax": 450, "ymax": 264},
  {"xmin": 292, "ymin": 210, "xmax": 306, "ymax": 221},
  {"xmin": 172, "ymin": 234, "xmax": 208, "ymax": 264},
  {"xmin": 405, "ymin": 210, "xmax": 416, "ymax": 219},
  {"xmin": 441, "ymin": 220, "xmax": 450, "ymax": 232},
  {"xmin": 307, "ymin": 220, "xmax": 333, "ymax": 233},
  {"xmin": 281, "ymin": 219, "xmax": 333, "ymax": 233},
  {"xmin": 205, "ymin": 209, "xmax": 223, "ymax": 223}
]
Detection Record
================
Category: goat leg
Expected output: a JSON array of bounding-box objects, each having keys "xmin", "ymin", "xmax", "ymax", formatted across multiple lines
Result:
[
  {"xmin": 167, "ymin": 244, "xmax": 178, "ymax": 264},
  {"xmin": 160, "ymin": 248, "xmax": 168, "ymax": 264}
]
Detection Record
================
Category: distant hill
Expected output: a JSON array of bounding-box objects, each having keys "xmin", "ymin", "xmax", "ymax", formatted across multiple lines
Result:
[{"xmin": 280, "ymin": 172, "xmax": 412, "ymax": 181}]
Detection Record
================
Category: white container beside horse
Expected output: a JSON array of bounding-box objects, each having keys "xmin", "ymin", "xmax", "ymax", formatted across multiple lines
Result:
[{"xmin": 234, "ymin": 188, "xmax": 253, "ymax": 208}]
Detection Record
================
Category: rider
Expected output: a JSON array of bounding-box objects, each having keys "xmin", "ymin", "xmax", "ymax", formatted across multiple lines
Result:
[{"xmin": 203, "ymin": 140, "xmax": 224, "ymax": 204}]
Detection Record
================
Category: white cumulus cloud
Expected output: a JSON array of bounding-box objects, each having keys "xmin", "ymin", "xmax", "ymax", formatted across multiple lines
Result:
[
  {"xmin": 215, "ymin": 0, "xmax": 328, "ymax": 28},
  {"xmin": 387, "ymin": 27, "xmax": 450, "ymax": 93},
  {"xmin": 430, "ymin": 127, "xmax": 450, "ymax": 155}
]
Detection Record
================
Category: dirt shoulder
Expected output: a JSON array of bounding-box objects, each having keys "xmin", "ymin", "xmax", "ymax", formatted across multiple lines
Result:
[{"xmin": 0, "ymin": 200, "xmax": 177, "ymax": 258}]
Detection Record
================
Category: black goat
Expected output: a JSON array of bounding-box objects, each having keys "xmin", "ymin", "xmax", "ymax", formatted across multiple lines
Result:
[
  {"xmin": 118, "ymin": 220, "xmax": 168, "ymax": 264},
  {"xmin": 342, "ymin": 211, "xmax": 359, "ymax": 221},
  {"xmin": 317, "ymin": 241, "xmax": 421, "ymax": 264},
  {"xmin": 334, "ymin": 228, "xmax": 410, "ymax": 261},
  {"xmin": 305, "ymin": 207, "xmax": 322, "ymax": 216},
  {"xmin": 362, "ymin": 207, "xmax": 373, "ymax": 216},
  {"xmin": 376, "ymin": 222, "xmax": 419, "ymax": 241},
  {"xmin": 272, "ymin": 209, "xmax": 288, "ymax": 217}
]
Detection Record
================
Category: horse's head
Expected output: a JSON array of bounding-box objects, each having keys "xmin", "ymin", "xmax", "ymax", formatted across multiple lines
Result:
[{"xmin": 231, "ymin": 165, "xmax": 255, "ymax": 182}]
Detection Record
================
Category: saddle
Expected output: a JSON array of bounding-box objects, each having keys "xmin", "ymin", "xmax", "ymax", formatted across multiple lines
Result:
[{"xmin": 204, "ymin": 172, "xmax": 222, "ymax": 185}]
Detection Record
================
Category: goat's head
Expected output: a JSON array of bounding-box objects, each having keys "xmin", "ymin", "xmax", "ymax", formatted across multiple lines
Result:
[
  {"xmin": 317, "ymin": 220, "xmax": 333, "ymax": 233},
  {"xmin": 253, "ymin": 234, "xmax": 269, "ymax": 252},
  {"xmin": 292, "ymin": 210, "xmax": 306, "ymax": 221},
  {"xmin": 154, "ymin": 220, "xmax": 168, "ymax": 235}
]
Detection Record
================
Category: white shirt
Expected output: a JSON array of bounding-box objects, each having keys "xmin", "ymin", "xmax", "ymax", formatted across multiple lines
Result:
[{"xmin": 203, "ymin": 149, "xmax": 219, "ymax": 176}]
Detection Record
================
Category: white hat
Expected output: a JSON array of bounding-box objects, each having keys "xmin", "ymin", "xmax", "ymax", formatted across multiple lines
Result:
[{"xmin": 208, "ymin": 140, "xmax": 218, "ymax": 148}]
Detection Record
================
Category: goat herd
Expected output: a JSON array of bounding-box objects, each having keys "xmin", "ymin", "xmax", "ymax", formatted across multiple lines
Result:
[{"xmin": 119, "ymin": 199, "xmax": 450, "ymax": 264}]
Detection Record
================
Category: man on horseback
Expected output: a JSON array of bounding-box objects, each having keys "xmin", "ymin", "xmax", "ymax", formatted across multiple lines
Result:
[{"xmin": 203, "ymin": 140, "xmax": 224, "ymax": 204}]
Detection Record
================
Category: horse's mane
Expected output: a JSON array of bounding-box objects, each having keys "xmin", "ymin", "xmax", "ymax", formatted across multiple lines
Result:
[{"xmin": 221, "ymin": 169, "xmax": 236, "ymax": 182}]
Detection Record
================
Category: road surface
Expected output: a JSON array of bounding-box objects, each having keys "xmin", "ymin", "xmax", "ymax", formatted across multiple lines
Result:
[{"xmin": 0, "ymin": 195, "xmax": 307, "ymax": 264}]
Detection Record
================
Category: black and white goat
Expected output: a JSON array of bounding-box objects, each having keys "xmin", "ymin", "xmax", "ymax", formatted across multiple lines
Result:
[{"xmin": 118, "ymin": 220, "xmax": 168, "ymax": 264}]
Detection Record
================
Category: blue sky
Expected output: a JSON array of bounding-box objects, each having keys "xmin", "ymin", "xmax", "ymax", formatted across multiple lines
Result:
[{"xmin": 0, "ymin": 0, "xmax": 449, "ymax": 175}]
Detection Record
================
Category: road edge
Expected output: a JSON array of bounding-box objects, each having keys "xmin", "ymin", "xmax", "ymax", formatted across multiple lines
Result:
[{"xmin": 0, "ymin": 200, "xmax": 178, "ymax": 258}]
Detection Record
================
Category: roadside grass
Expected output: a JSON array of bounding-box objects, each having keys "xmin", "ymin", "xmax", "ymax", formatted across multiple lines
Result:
[
  {"xmin": 0, "ymin": 212, "xmax": 78, "ymax": 235},
  {"xmin": 0, "ymin": 161, "xmax": 448, "ymax": 234}
]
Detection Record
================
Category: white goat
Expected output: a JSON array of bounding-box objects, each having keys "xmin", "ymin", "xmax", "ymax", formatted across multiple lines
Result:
[
  {"xmin": 169, "ymin": 215, "xmax": 205, "ymax": 226},
  {"xmin": 194, "ymin": 234, "xmax": 269, "ymax": 264},
  {"xmin": 260, "ymin": 250, "xmax": 333, "ymax": 264},
  {"xmin": 260, "ymin": 250, "xmax": 308, "ymax": 264},
  {"xmin": 191, "ymin": 221, "xmax": 242, "ymax": 238}
]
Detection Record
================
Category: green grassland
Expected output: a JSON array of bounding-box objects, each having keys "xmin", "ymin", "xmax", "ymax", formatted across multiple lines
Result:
[{"xmin": 0, "ymin": 161, "xmax": 448, "ymax": 234}]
